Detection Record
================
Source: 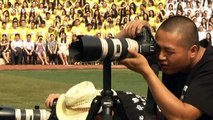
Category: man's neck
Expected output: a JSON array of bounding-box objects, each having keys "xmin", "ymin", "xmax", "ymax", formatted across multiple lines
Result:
[{"xmin": 192, "ymin": 46, "xmax": 206, "ymax": 68}]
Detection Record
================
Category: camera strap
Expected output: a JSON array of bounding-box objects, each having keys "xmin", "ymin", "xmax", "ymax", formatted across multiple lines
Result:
[{"xmin": 180, "ymin": 69, "xmax": 195, "ymax": 100}]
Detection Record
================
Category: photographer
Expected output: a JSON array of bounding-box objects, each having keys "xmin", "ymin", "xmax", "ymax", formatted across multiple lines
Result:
[{"xmin": 117, "ymin": 16, "xmax": 213, "ymax": 119}]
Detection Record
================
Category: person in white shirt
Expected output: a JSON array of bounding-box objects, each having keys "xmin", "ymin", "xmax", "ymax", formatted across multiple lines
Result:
[
  {"xmin": 10, "ymin": 33, "xmax": 24, "ymax": 64},
  {"xmin": 198, "ymin": 25, "xmax": 207, "ymax": 41},
  {"xmin": 23, "ymin": 34, "xmax": 36, "ymax": 64}
]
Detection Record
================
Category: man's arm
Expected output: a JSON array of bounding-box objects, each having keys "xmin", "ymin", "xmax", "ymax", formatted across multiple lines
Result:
[
  {"xmin": 54, "ymin": 43, "xmax": 58, "ymax": 54},
  {"xmin": 47, "ymin": 44, "xmax": 52, "ymax": 54},
  {"xmin": 10, "ymin": 42, "xmax": 16, "ymax": 52},
  {"xmin": 30, "ymin": 42, "xmax": 35, "ymax": 54},
  {"xmin": 121, "ymin": 49, "xmax": 202, "ymax": 120},
  {"xmin": 23, "ymin": 42, "xmax": 29, "ymax": 54}
]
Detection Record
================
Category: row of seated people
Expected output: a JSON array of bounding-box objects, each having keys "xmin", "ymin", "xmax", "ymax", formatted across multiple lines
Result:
[{"xmin": 0, "ymin": 33, "xmax": 71, "ymax": 65}]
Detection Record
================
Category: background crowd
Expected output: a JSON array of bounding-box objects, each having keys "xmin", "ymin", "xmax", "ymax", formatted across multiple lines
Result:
[{"xmin": 0, "ymin": 0, "xmax": 212, "ymax": 65}]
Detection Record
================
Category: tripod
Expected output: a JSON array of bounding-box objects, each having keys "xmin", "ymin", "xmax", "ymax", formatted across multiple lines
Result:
[{"xmin": 86, "ymin": 59, "xmax": 129, "ymax": 120}]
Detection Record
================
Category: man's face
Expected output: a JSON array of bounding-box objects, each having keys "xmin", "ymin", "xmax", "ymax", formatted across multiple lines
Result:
[
  {"xmin": 50, "ymin": 35, "xmax": 54, "ymax": 39},
  {"xmin": 2, "ymin": 23, "xmax": 6, "ymax": 28},
  {"xmin": 21, "ymin": 21, "xmax": 26, "ymax": 27},
  {"xmin": 156, "ymin": 30, "xmax": 193, "ymax": 74},
  {"xmin": 31, "ymin": 22, "xmax": 35, "ymax": 28},
  {"xmin": 41, "ymin": 23, "xmax": 45, "ymax": 27},
  {"xmin": 46, "ymin": 13, "xmax": 50, "ymax": 19},
  {"xmin": 13, "ymin": 22, "xmax": 18, "ymax": 28},
  {"xmin": 15, "ymin": 35, "xmax": 20, "ymax": 40},
  {"xmin": 2, "ymin": 35, "xmax": 6, "ymax": 40},
  {"xmin": 27, "ymin": 35, "xmax": 31, "ymax": 41}
]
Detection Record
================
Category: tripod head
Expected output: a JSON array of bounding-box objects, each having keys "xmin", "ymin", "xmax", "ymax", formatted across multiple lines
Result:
[{"xmin": 86, "ymin": 59, "xmax": 129, "ymax": 120}]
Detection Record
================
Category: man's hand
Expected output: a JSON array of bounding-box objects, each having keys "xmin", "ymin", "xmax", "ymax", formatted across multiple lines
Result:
[
  {"xmin": 120, "ymin": 49, "xmax": 150, "ymax": 75},
  {"xmin": 28, "ymin": 52, "xmax": 32, "ymax": 55},
  {"xmin": 116, "ymin": 20, "xmax": 150, "ymax": 39},
  {"xmin": 45, "ymin": 93, "xmax": 61, "ymax": 108}
]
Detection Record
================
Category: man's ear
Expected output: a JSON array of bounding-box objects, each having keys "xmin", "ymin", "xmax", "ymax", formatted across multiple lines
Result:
[{"xmin": 189, "ymin": 45, "xmax": 199, "ymax": 58}]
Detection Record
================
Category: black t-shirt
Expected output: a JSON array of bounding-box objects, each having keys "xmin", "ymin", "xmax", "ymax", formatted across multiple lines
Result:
[{"xmin": 163, "ymin": 45, "xmax": 213, "ymax": 119}]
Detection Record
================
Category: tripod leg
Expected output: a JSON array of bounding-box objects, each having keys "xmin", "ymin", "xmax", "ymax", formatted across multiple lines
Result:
[
  {"xmin": 101, "ymin": 96, "xmax": 113, "ymax": 120},
  {"xmin": 86, "ymin": 96, "xmax": 102, "ymax": 120},
  {"xmin": 113, "ymin": 96, "xmax": 129, "ymax": 120}
]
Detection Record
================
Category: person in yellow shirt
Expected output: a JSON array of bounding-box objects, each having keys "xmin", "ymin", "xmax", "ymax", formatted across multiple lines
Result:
[
  {"xmin": 37, "ymin": 20, "xmax": 49, "ymax": 41},
  {"xmin": 71, "ymin": 18, "xmax": 84, "ymax": 35},
  {"xmin": 129, "ymin": 8, "xmax": 137, "ymax": 21},
  {"xmin": 53, "ymin": 15, "xmax": 62, "ymax": 28},
  {"xmin": 65, "ymin": 25, "xmax": 73, "ymax": 44},
  {"xmin": 1, "ymin": 10, "xmax": 10, "ymax": 22},
  {"xmin": 10, "ymin": 8, "xmax": 19, "ymax": 22},
  {"xmin": 148, "ymin": 9, "xmax": 156, "ymax": 27},
  {"xmin": 47, "ymin": 25, "xmax": 57, "ymax": 42},
  {"xmin": 10, "ymin": 21, "xmax": 20, "ymax": 41},
  {"xmin": 3, "ymin": 16, "xmax": 12, "ymax": 29},
  {"xmin": 0, "ymin": 22, "xmax": 10, "ymax": 40},
  {"xmin": 44, "ymin": 12, "xmax": 54, "ymax": 28},
  {"xmin": 13, "ymin": 2, "xmax": 21, "ymax": 14},
  {"xmin": 84, "ymin": 23, "xmax": 95, "ymax": 36},
  {"xmin": 99, "ymin": 1, "xmax": 108, "ymax": 16},
  {"xmin": 27, "ymin": 12, "xmax": 36, "ymax": 28},
  {"xmin": 95, "ymin": 23, "xmax": 106, "ymax": 38},
  {"xmin": 136, "ymin": 3, "xmax": 147, "ymax": 17},
  {"xmin": 27, "ymin": 21, "xmax": 38, "ymax": 42},
  {"xmin": 54, "ymin": 3, "xmax": 63, "ymax": 16},
  {"xmin": 64, "ymin": 1, "xmax": 72, "ymax": 13},
  {"xmin": 46, "ymin": 2, "xmax": 55, "ymax": 14},
  {"xmin": 62, "ymin": 15, "xmax": 72, "ymax": 27},
  {"xmin": 36, "ymin": 3, "xmax": 46, "ymax": 20},
  {"xmin": 19, "ymin": 19, "xmax": 28, "ymax": 41},
  {"xmin": 119, "ymin": 2, "xmax": 128, "ymax": 19},
  {"xmin": 60, "ymin": 8, "xmax": 67, "ymax": 20},
  {"xmin": 74, "ymin": 1, "xmax": 82, "ymax": 15},
  {"xmin": 105, "ymin": 19, "xmax": 117, "ymax": 38}
]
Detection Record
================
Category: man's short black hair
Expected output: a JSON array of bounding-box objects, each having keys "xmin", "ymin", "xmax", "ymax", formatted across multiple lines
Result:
[
  {"xmin": 2, "ymin": 34, "xmax": 7, "ymax": 37},
  {"xmin": 157, "ymin": 16, "xmax": 199, "ymax": 48},
  {"xmin": 2, "ymin": 21, "xmax": 6, "ymax": 25},
  {"xmin": 15, "ymin": 33, "xmax": 20, "ymax": 37},
  {"xmin": 27, "ymin": 34, "xmax": 31, "ymax": 37},
  {"xmin": 41, "ymin": 20, "xmax": 46, "ymax": 24}
]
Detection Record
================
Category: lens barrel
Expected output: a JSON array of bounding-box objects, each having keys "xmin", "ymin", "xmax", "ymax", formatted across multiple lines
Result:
[
  {"xmin": 0, "ymin": 106, "xmax": 50, "ymax": 120},
  {"xmin": 69, "ymin": 26, "xmax": 155, "ymax": 62},
  {"xmin": 70, "ymin": 36, "xmax": 139, "ymax": 61}
]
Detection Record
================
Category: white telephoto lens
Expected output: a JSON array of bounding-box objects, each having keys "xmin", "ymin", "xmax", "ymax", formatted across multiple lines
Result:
[
  {"xmin": 100, "ymin": 38, "xmax": 109, "ymax": 60},
  {"xmin": 15, "ymin": 109, "xmax": 51, "ymax": 120},
  {"xmin": 40, "ymin": 109, "xmax": 51, "ymax": 120},
  {"xmin": 111, "ymin": 39, "xmax": 122, "ymax": 60},
  {"xmin": 15, "ymin": 109, "xmax": 21, "ymax": 120},
  {"xmin": 125, "ymin": 38, "xmax": 139, "ymax": 57}
]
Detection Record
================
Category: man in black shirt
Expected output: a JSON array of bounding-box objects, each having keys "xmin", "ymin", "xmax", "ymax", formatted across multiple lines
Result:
[{"xmin": 118, "ymin": 16, "xmax": 213, "ymax": 119}]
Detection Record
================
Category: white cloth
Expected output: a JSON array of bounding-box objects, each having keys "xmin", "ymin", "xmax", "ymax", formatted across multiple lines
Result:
[
  {"xmin": 24, "ymin": 40, "xmax": 34, "ymax": 50},
  {"xmin": 198, "ymin": 31, "xmax": 207, "ymax": 41},
  {"xmin": 11, "ymin": 40, "xmax": 23, "ymax": 48}
]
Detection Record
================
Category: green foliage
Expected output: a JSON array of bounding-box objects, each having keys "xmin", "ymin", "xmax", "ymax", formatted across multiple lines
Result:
[{"xmin": 0, "ymin": 69, "xmax": 147, "ymax": 109}]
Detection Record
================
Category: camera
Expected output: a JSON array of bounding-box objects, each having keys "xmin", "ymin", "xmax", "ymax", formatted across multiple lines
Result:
[
  {"xmin": 70, "ymin": 26, "xmax": 156, "ymax": 61},
  {"xmin": 0, "ymin": 102, "xmax": 58, "ymax": 120}
]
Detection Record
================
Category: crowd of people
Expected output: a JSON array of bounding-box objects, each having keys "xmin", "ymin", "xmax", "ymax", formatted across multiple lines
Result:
[
  {"xmin": 166, "ymin": 0, "xmax": 213, "ymax": 46},
  {"xmin": 0, "ymin": 0, "xmax": 212, "ymax": 65}
]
